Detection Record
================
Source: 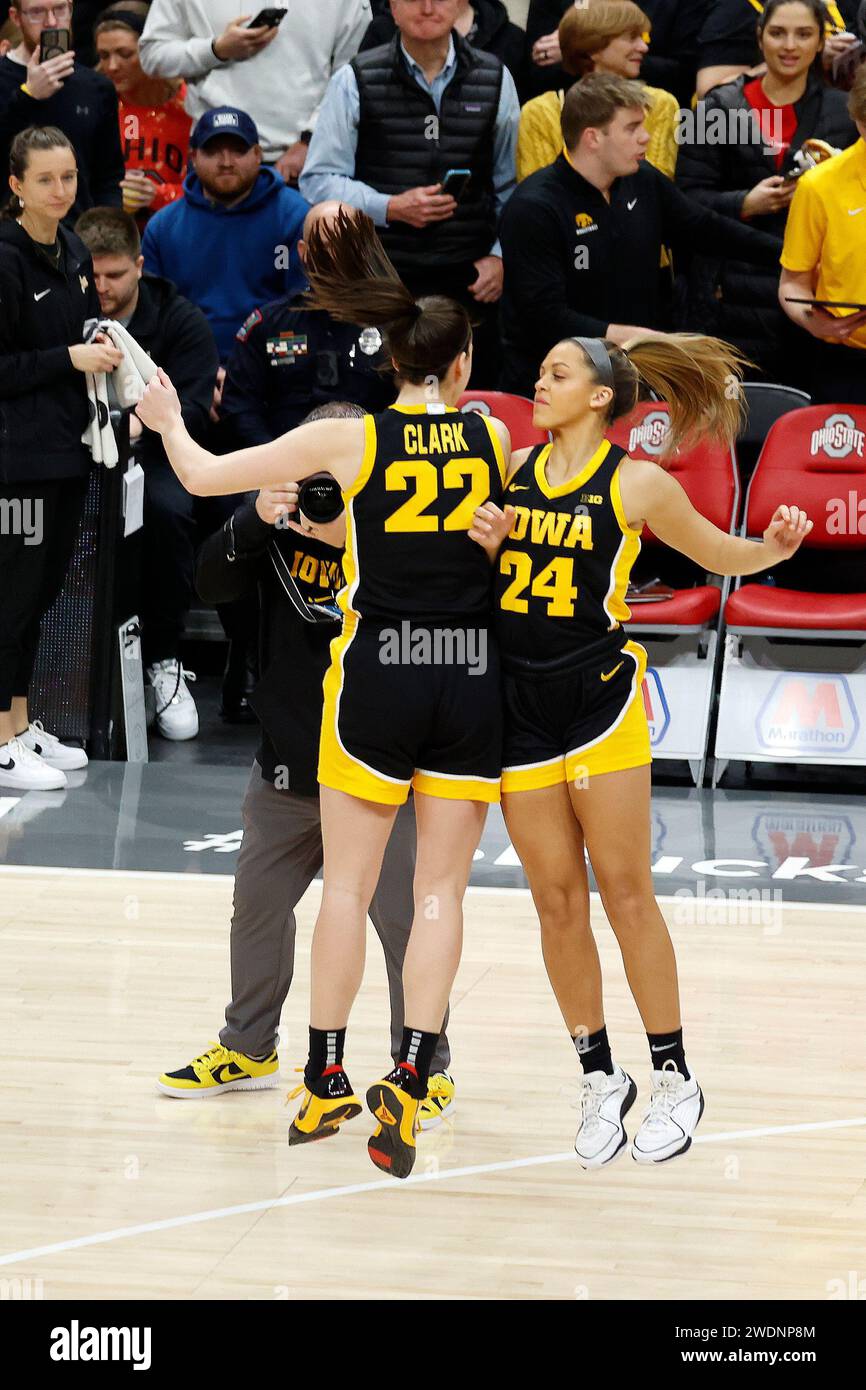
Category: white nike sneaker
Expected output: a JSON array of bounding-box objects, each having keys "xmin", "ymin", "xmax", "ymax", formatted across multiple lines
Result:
[
  {"xmin": 20, "ymin": 720, "xmax": 88, "ymax": 771},
  {"xmin": 631, "ymin": 1059, "xmax": 704, "ymax": 1164},
  {"xmin": 574, "ymin": 1064, "xmax": 637, "ymax": 1169},
  {"xmin": 147, "ymin": 660, "xmax": 198, "ymax": 740},
  {"xmin": 0, "ymin": 737, "xmax": 67, "ymax": 790}
]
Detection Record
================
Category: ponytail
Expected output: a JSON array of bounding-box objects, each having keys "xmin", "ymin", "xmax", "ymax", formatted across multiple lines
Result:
[
  {"xmin": 606, "ymin": 333, "xmax": 752, "ymax": 457},
  {"xmin": 303, "ymin": 207, "xmax": 472, "ymax": 385}
]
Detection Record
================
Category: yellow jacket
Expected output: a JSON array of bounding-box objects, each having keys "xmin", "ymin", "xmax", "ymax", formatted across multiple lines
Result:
[{"xmin": 517, "ymin": 83, "xmax": 680, "ymax": 183}]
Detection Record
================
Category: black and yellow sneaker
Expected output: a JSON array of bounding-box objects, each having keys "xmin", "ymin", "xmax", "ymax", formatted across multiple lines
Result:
[
  {"xmin": 157, "ymin": 1042, "xmax": 279, "ymax": 1098},
  {"xmin": 287, "ymin": 1066, "xmax": 362, "ymax": 1146},
  {"xmin": 366, "ymin": 1069, "xmax": 421, "ymax": 1180},
  {"xmin": 418, "ymin": 1072, "xmax": 456, "ymax": 1130}
]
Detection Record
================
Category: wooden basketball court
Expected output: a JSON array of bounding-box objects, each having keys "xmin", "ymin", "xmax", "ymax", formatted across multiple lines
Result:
[{"xmin": 1, "ymin": 868, "xmax": 864, "ymax": 1301}]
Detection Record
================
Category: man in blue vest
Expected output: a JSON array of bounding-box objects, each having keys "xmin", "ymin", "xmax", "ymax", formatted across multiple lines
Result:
[{"xmin": 300, "ymin": 0, "xmax": 519, "ymax": 388}]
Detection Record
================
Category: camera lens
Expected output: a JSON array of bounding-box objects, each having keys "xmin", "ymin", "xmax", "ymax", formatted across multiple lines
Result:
[{"xmin": 297, "ymin": 473, "xmax": 344, "ymax": 524}]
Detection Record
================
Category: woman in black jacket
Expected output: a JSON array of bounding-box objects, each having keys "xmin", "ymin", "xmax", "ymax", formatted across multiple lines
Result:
[
  {"xmin": 676, "ymin": 0, "xmax": 857, "ymax": 387},
  {"xmin": 0, "ymin": 124, "xmax": 122, "ymax": 790}
]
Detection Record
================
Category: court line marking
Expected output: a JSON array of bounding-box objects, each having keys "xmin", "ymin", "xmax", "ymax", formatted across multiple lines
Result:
[
  {"xmin": 0, "ymin": 864, "xmax": 862, "ymax": 912},
  {"xmin": 2, "ymin": 1113, "xmax": 865, "ymax": 1270}
]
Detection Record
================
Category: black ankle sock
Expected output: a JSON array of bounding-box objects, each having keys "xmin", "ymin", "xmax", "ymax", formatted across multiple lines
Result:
[
  {"xmin": 388, "ymin": 1026, "xmax": 438, "ymax": 1100},
  {"xmin": 304, "ymin": 1026, "xmax": 346, "ymax": 1090},
  {"xmin": 574, "ymin": 1025, "xmax": 614, "ymax": 1076},
  {"xmin": 647, "ymin": 1027, "xmax": 689, "ymax": 1079}
]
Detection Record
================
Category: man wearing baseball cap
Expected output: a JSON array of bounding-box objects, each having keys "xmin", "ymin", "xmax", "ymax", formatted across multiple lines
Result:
[{"xmin": 142, "ymin": 104, "xmax": 308, "ymax": 361}]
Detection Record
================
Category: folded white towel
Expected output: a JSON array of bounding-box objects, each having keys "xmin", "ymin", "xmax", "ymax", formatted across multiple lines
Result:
[{"xmin": 82, "ymin": 319, "xmax": 158, "ymax": 468}]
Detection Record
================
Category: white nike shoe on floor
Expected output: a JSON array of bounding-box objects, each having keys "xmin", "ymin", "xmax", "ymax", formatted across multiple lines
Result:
[
  {"xmin": 20, "ymin": 720, "xmax": 88, "ymax": 771},
  {"xmin": 147, "ymin": 660, "xmax": 198, "ymax": 740},
  {"xmin": 0, "ymin": 737, "xmax": 67, "ymax": 790},
  {"xmin": 631, "ymin": 1059, "xmax": 704, "ymax": 1164},
  {"xmin": 574, "ymin": 1064, "xmax": 637, "ymax": 1169}
]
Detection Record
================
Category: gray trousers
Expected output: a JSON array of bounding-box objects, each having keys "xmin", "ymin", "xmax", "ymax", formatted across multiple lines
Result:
[{"xmin": 220, "ymin": 762, "xmax": 451, "ymax": 1074}]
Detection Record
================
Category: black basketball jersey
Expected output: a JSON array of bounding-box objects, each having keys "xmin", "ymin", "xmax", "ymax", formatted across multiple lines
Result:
[
  {"xmin": 340, "ymin": 403, "xmax": 506, "ymax": 624},
  {"xmin": 494, "ymin": 438, "xmax": 641, "ymax": 671}
]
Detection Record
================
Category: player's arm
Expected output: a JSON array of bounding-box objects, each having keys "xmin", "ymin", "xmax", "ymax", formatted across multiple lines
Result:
[
  {"xmin": 468, "ymin": 444, "xmax": 531, "ymax": 560},
  {"xmin": 619, "ymin": 457, "xmax": 812, "ymax": 576},
  {"xmin": 135, "ymin": 367, "xmax": 365, "ymax": 495}
]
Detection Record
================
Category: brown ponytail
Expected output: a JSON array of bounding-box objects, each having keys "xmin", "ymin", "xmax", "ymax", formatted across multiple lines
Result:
[
  {"xmin": 605, "ymin": 333, "xmax": 752, "ymax": 457},
  {"xmin": 303, "ymin": 207, "xmax": 472, "ymax": 385},
  {"xmin": 3, "ymin": 125, "xmax": 76, "ymax": 220}
]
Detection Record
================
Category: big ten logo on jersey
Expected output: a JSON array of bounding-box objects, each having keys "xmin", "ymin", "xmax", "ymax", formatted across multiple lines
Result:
[
  {"xmin": 641, "ymin": 667, "xmax": 670, "ymax": 745},
  {"xmin": 810, "ymin": 412, "xmax": 866, "ymax": 460},
  {"xmin": 756, "ymin": 674, "xmax": 859, "ymax": 753},
  {"xmin": 287, "ymin": 548, "xmax": 342, "ymax": 594},
  {"xmin": 386, "ymin": 418, "xmax": 489, "ymax": 533},
  {"xmin": 628, "ymin": 410, "xmax": 669, "ymax": 457}
]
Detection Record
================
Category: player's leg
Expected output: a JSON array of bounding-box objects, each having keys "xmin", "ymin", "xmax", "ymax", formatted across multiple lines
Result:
[
  {"xmin": 503, "ymin": 780, "xmax": 636, "ymax": 1169},
  {"xmin": 569, "ymin": 764, "xmax": 704, "ymax": 1164},
  {"xmin": 366, "ymin": 790, "xmax": 487, "ymax": 1179},
  {"xmin": 289, "ymin": 785, "xmax": 398, "ymax": 1144}
]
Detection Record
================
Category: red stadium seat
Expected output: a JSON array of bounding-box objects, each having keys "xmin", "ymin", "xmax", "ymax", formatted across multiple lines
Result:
[
  {"xmin": 457, "ymin": 390, "xmax": 549, "ymax": 450},
  {"xmin": 724, "ymin": 404, "xmax": 866, "ymax": 637}
]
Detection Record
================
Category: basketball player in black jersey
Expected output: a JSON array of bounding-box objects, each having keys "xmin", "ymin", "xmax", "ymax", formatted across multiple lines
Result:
[
  {"xmin": 470, "ymin": 332, "xmax": 812, "ymax": 1167},
  {"xmin": 137, "ymin": 210, "xmax": 513, "ymax": 1179}
]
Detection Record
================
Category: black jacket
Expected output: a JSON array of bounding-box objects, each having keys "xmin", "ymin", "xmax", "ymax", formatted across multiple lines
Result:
[
  {"xmin": 221, "ymin": 297, "xmax": 394, "ymax": 448},
  {"xmin": 499, "ymin": 154, "xmax": 782, "ymax": 397},
  {"xmin": 195, "ymin": 503, "xmax": 342, "ymax": 796},
  {"xmin": 360, "ymin": 0, "xmax": 529, "ymax": 100},
  {"xmin": 125, "ymin": 274, "xmax": 219, "ymax": 470},
  {"xmin": 0, "ymin": 57, "xmax": 124, "ymax": 220},
  {"xmin": 0, "ymin": 218, "xmax": 100, "ymax": 484},
  {"xmin": 675, "ymin": 75, "xmax": 857, "ymax": 374}
]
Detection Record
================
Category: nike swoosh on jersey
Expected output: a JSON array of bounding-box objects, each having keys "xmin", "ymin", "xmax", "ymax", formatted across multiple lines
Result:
[
  {"xmin": 33, "ymin": 289, "xmax": 51, "ymax": 301},
  {"xmin": 508, "ymin": 484, "xmax": 531, "ymax": 491},
  {"xmin": 600, "ymin": 661, "xmax": 624, "ymax": 682},
  {"xmin": 848, "ymin": 207, "xmax": 865, "ymax": 215},
  {"xmin": 626, "ymin": 199, "xmax": 637, "ymax": 210}
]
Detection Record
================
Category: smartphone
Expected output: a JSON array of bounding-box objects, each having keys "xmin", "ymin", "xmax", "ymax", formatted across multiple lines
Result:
[
  {"xmin": 40, "ymin": 27, "xmax": 70, "ymax": 61},
  {"xmin": 441, "ymin": 168, "xmax": 472, "ymax": 200},
  {"xmin": 782, "ymin": 166, "xmax": 806, "ymax": 182},
  {"xmin": 247, "ymin": 7, "xmax": 286, "ymax": 27}
]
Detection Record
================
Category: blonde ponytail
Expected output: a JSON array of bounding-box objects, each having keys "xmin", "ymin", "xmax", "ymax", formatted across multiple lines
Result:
[{"xmin": 613, "ymin": 333, "xmax": 753, "ymax": 457}]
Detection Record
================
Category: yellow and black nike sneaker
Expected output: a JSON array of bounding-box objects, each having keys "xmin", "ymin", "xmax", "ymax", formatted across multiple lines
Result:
[
  {"xmin": 287, "ymin": 1066, "xmax": 362, "ymax": 1146},
  {"xmin": 418, "ymin": 1072, "xmax": 456, "ymax": 1130},
  {"xmin": 366, "ymin": 1069, "xmax": 421, "ymax": 1179},
  {"xmin": 157, "ymin": 1042, "xmax": 279, "ymax": 1098}
]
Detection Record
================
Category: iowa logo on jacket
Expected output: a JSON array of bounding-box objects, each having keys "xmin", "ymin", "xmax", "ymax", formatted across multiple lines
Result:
[{"xmin": 574, "ymin": 212, "xmax": 598, "ymax": 236}]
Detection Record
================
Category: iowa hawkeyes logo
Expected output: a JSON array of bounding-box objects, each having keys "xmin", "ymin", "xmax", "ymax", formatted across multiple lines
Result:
[{"xmin": 575, "ymin": 212, "xmax": 594, "ymax": 228}]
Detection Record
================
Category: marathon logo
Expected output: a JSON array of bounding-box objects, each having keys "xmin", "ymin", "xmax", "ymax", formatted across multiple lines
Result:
[
  {"xmin": 757, "ymin": 674, "xmax": 859, "ymax": 752},
  {"xmin": 810, "ymin": 412, "xmax": 865, "ymax": 459},
  {"xmin": 628, "ymin": 410, "xmax": 669, "ymax": 457}
]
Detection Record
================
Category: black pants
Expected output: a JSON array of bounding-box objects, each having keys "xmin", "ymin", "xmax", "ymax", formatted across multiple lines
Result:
[
  {"xmin": 808, "ymin": 341, "xmax": 866, "ymax": 406},
  {"xmin": 0, "ymin": 475, "xmax": 89, "ymax": 712},
  {"xmin": 141, "ymin": 456, "xmax": 196, "ymax": 667}
]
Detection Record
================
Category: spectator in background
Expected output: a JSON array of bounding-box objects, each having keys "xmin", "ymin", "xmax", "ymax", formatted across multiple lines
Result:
[
  {"xmin": 299, "ymin": 0, "xmax": 519, "ymax": 388},
  {"xmin": 0, "ymin": 1, "xmax": 124, "ymax": 217},
  {"xmin": 696, "ymin": 0, "xmax": 861, "ymax": 99},
  {"xmin": 638, "ymin": 0, "xmax": 708, "ymax": 108},
  {"xmin": 779, "ymin": 63, "xmax": 866, "ymax": 401},
  {"xmin": 0, "ymin": 126, "xmax": 122, "ymax": 792},
  {"xmin": 678, "ymin": 0, "xmax": 857, "ymax": 388},
  {"xmin": 222, "ymin": 200, "xmax": 395, "ymax": 449},
  {"xmin": 95, "ymin": 2, "xmax": 191, "ymax": 229},
  {"xmin": 142, "ymin": 106, "xmax": 308, "ymax": 364},
  {"xmin": 499, "ymin": 74, "xmax": 782, "ymax": 398},
  {"xmin": 139, "ymin": 0, "xmax": 371, "ymax": 185},
  {"xmin": 517, "ymin": 1, "xmax": 679, "ymax": 182},
  {"xmin": 359, "ymin": 0, "xmax": 529, "ymax": 100},
  {"xmin": 76, "ymin": 205, "xmax": 219, "ymax": 739}
]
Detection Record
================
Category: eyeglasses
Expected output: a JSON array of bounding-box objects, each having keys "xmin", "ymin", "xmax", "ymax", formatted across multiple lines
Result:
[{"xmin": 21, "ymin": 2, "xmax": 72, "ymax": 21}]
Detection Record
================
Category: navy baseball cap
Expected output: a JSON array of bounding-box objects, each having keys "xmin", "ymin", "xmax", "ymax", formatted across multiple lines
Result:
[{"xmin": 191, "ymin": 107, "xmax": 259, "ymax": 150}]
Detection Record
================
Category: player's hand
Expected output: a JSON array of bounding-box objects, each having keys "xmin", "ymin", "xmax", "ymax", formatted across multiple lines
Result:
[
  {"xmin": 121, "ymin": 170, "xmax": 156, "ymax": 214},
  {"xmin": 469, "ymin": 255, "xmax": 503, "ymax": 304},
  {"xmin": 26, "ymin": 44, "xmax": 75, "ymax": 99},
  {"xmin": 469, "ymin": 500, "xmax": 515, "ymax": 557},
  {"xmin": 386, "ymin": 185, "xmax": 457, "ymax": 228},
  {"xmin": 805, "ymin": 305, "xmax": 866, "ymax": 341},
  {"xmin": 256, "ymin": 483, "xmax": 298, "ymax": 526},
  {"xmin": 763, "ymin": 504, "xmax": 812, "ymax": 561},
  {"xmin": 136, "ymin": 367, "xmax": 183, "ymax": 434},
  {"xmin": 212, "ymin": 16, "xmax": 279, "ymax": 61}
]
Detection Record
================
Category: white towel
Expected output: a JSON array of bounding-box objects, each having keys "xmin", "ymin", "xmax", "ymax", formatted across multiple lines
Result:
[{"xmin": 82, "ymin": 319, "xmax": 158, "ymax": 468}]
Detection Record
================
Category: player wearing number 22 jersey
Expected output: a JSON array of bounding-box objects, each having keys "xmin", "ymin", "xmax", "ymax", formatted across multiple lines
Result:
[
  {"xmin": 318, "ymin": 402, "xmax": 507, "ymax": 806},
  {"xmin": 495, "ymin": 435, "xmax": 650, "ymax": 793}
]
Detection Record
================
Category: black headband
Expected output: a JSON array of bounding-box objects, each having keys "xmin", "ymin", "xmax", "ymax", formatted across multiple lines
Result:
[
  {"xmin": 569, "ymin": 336, "xmax": 615, "ymax": 390},
  {"xmin": 98, "ymin": 9, "xmax": 146, "ymax": 35}
]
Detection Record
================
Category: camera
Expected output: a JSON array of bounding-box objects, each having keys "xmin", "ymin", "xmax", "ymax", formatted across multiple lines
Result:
[{"xmin": 297, "ymin": 472, "xmax": 344, "ymax": 525}]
